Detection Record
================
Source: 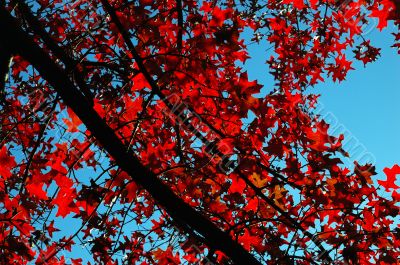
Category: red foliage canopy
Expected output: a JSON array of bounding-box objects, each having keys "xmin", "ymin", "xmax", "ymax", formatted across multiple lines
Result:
[{"xmin": 0, "ymin": 0, "xmax": 399, "ymax": 264}]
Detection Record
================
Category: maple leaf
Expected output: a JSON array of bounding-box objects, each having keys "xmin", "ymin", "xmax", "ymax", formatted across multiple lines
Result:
[
  {"xmin": 379, "ymin": 164, "xmax": 400, "ymax": 191},
  {"xmin": 305, "ymin": 121, "xmax": 330, "ymax": 152},
  {"xmin": 200, "ymin": 1, "xmax": 213, "ymax": 13},
  {"xmin": 326, "ymin": 178, "xmax": 338, "ymax": 196},
  {"xmin": 272, "ymin": 185, "xmax": 287, "ymax": 210},
  {"xmin": 370, "ymin": 9, "xmax": 390, "ymax": 31},
  {"xmin": 46, "ymin": 220, "xmax": 60, "ymax": 237},
  {"xmin": 53, "ymin": 183, "xmax": 79, "ymax": 218},
  {"xmin": 245, "ymin": 197, "xmax": 259, "ymax": 212},
  {"xmin": 153, "ymin": 246, "xmax": 181, "ymax": 265},
  {"xmin": 11, "ymin": 55, "xmax": 30, "ymax": 75},
  {"xmin": 354, "ymin": 41, "xmax": 381, "ymax": 66},
  {"xmin": 264, "ymin": 138, "xmax": 286, "ymax": 157},
  {"xmin": 238, "ymin": 229, "xmax": 262, "ymax": 251},
  {"xmin": 26, "ymin": 181, "xmax": 48, "ymax": 200},
  {"xmin": 209, "ymin": 6, "xmax": 231, "ymax": 28},
  {"xmin": 354, "ymin": 162, "xmax": 377, "ymax": 185},
  {"xmin": 250, "ymin": 172, "xmax": 268, "ymax": 188},
  {"xmin": 229, "ymin": 175, "xmax": 246, "ymax": 193},
  {"xmin": 63, "ymin": 108, "xmax": 82, "ymax": 132},
  {"xmin": 282, "ymin": 0, "xmax": 306, "ymax": 9},
  {"xmin": 369, "ymin": 0, "xmax": 395, "ymax": 31},
  {"xmin": 0, "ymin": 145, "xmax": 17, "ymax": 180},
  {"xmin": 209, "ymin": 198, "xmax": 228, "ymax": 213}
]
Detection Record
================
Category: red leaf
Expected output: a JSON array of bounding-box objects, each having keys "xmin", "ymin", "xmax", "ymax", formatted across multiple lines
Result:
[
  {"xmin": 379, "ymin": 164, "xmax": 400, "ymax": 191},
  {"xmin": 63, "ymin": 108, "xmax": 82, "ymax": 132},
  {"xmin": 26, "ymin": 182, "xmax": 48, "ymax": 200},
  {"xmin": 282, "ymin": 0, "xmax": 305, "ymax": 9},
  {"xmin": 369, "ymin": 0, "xmax": 395, "ymax": 31},
  {"xmin": 46, "ymin": 221, "xmax": 60, "ymax": 237},
  {"xmin": 0, "ymin": 145, "xmax": 17, "ymax": 180},
  {"xmin": 229, "ymin": 175, "xmax": 246, "ymax": 194}
]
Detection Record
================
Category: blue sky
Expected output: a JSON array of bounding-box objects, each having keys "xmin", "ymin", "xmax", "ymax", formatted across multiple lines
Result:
[
  {"xmin": 245, "ymin": 22, "xmax": 400, "ymax": 178},
  {"xmin": 317, "ymin": 25, "xmax": 400, "ymax": 174}
]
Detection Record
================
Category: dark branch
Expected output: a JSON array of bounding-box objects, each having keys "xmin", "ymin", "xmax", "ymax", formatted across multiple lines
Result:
[
  {"xmin": 0, "ymin": 7, "xmax": 261, "ymax": 265},
  {"xmin": 15, "ymin": 0, "xmax": 94, "ymax": 106},
  {"xmin": 176, "ymin": 0, "xmax": 183, "ymax": 51},
  {"xmin": 99, "ymin": 0, "xmax": 332, "ymax": 260}
]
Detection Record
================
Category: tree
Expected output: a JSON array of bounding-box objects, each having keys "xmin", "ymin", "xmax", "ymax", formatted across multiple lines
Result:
[{"xmin": 0, "ymin": 0, "xmax": 398, "ymax": 264}]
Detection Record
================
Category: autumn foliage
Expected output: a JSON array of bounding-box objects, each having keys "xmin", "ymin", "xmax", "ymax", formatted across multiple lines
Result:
[{"xmin": 0, "ymin": 0, "xmax": 399, "ymax": 264}]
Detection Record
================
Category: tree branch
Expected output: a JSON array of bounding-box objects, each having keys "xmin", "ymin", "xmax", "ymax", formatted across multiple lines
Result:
[
  {"xmin": 99, "ymin": 0, "xmax": 332, "ymax": 261},
  {"xmin": 176, "ymin": 0, "xmax": 183, "ymax": 51},
  {"xmin": 0, "ymin": 7, "xmax": 261, "ymax": 265}
]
